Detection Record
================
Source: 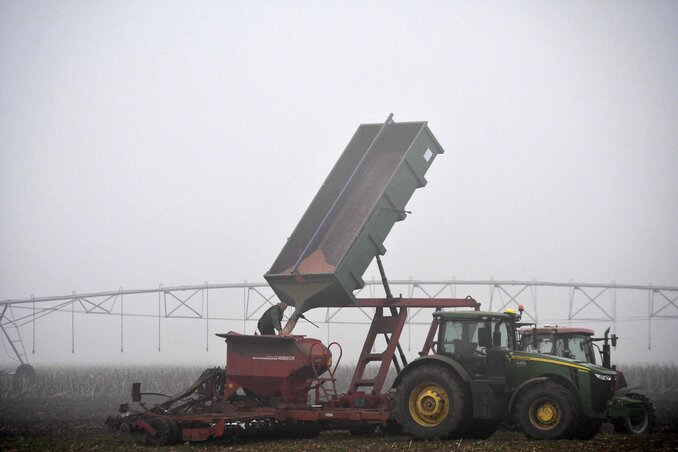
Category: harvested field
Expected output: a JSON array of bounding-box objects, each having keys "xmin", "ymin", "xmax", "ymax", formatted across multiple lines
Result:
[{"xmin": 1, "ymin": 365, "xmax": 677, "ymax": 450}]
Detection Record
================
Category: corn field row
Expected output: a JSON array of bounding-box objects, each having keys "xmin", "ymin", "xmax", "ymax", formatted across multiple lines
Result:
[{"xmin": 1, "ymin": 363, "xmax": 675, "ymax": 397}]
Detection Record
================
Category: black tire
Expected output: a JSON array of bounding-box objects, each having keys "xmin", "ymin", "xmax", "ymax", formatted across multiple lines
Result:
[
  {"xmin": 142, "ymin": 417, "xmax": 174, "ymax": 446},
  {"xmin": 381, "ymin": 419, "xmax": 404, "ymax": 436},
  {"xmin": 614, "ymin": 393, "xmax": 655, "ymax": 435},
  {"xmin": 14, "ymin": 363, "xmax": 36, "ymax": 385},
  {"xmin": 464, "ymin": 419, "xmax": 500, "ymax": 439},
  {"xmin": 395, "ymin": 364, "xmax": 470, "ymax": 439},
  {"xmin": 169, "ymin": 419, "xmax": 183, "ymax": 444},
  {"xmin": 283, "ymin": 421, "xmax": 321, "ymax": 438},
  {"xmin": 574, "ymin": 416, "xmax": 602, "ymax": 440},
  {"xmin": 514, "ymin": 381, "xmax": 579, "ymax": 440},
  {"xmin": 612, "ymin": 418, "xmax": 627, "ymax": 433}
]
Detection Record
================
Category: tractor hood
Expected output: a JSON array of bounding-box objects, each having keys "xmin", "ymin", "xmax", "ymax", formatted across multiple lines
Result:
[{"xmin": 510, "ymin": 351, "xmax": 616, "ymax": 377}]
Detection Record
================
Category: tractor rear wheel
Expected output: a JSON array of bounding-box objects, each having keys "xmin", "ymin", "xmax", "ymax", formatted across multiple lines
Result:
[
  {"xmin": 613, "ymin": 393, "xmax": 655, "ymax": 435},
  {"xmin": 515, "ymin": 381, "xmax": 578, "ymax": 440},
  {"xmin": 395, "ymin": 364, "xmax": 469, "ymax": 439}
]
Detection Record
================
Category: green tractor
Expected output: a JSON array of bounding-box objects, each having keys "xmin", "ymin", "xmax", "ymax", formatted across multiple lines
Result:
[
  {"xmin": 392, "ymin": 306, "xmax": 645, "ymax": 439},
  {"xmin": 517, "ymin": 325, "xmax": 655, "ymax": 434}
]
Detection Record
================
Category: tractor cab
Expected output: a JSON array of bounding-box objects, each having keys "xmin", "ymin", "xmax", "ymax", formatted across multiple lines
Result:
[
  {"xmin": 434, "ymin": 308, "xmax": 521, "ymax": 378},
  {"xmin": 518, "ymin": 326, "xmax": 597, "ymax": 364}
]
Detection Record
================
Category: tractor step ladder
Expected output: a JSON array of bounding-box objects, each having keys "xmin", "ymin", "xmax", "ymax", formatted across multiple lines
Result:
[
  {"xmin": 0, "ymin": 305, "xmax": 29, "ymax": 365},
  {"xmin": 349, "ymin": 306, "xmax": 408, "ymax": 394}
]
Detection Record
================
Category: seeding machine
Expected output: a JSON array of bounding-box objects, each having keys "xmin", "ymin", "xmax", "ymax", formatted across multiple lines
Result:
[{"xmin": 106, "ymin": 115, "xmax": 647, "ymax": 444}]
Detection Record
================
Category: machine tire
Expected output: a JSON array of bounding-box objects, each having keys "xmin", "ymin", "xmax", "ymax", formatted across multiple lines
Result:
[
  {"xmin": 574, "ymin": 416, "xmax": 602, "ymax": 440},
  {"xmin": 613, "ymin": 393, "xmax": 655, "ymax": 435},
  {"xmin": 612, "ymin": 418, "xmax": 626, "ymax": 433},
  {"xmin": 285, "ymin": 422, "xmax": 321, "ymax": 438},
  {"xmin": 142, "ymin": 417, "xmax": 174, "ymax": 446},
  {"xmin": 381, "ymin": 419, "xmax": 404, "ymax": 436},
  {"xmin": 169, "ymin": 419, "xmax": 183, "ymax": 443},
  {"xmin": 395, "ymin": 364, "xmax": 470, "ymax": 439},
  {"xmin": 14, "ymin": 363, "xmax": 36, "ymax": 386},
  {"xmin": 464, "ymin": 419, "xmax": 500, "ymax": 439},
  {"xmin": 514, "ymin": 381, "xmax": 579, "ymax": 440}
]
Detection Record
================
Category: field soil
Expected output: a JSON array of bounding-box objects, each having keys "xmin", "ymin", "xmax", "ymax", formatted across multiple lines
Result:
[{"xmin": 1, "ymin": 394, "xmax": 677, "ymax": 451}]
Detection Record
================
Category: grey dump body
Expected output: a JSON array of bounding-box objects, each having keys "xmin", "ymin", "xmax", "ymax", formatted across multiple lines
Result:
[{"xmin": 265, "ymin": 115, "xmax": 444, "ymax": 311}]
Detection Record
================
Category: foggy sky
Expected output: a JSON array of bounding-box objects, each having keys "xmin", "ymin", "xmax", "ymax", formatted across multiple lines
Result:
[{"xmin": 1, "ymin": 1, "xmax": 677, "ymax": 365}]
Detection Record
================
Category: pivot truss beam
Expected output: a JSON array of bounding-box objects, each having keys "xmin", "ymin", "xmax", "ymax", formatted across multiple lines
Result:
[{"xmin": 1, "ymin": 279, "xmax": 676, "ymax": 363}]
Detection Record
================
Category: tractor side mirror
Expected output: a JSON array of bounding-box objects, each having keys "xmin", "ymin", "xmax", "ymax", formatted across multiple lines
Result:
[
  {"xmin": 478, "ymin": 327, "xmax": 491, "ymax": 348},
  {"xmin": 611, "ymin": 334, "xmax": 618, "ymax": 347}
]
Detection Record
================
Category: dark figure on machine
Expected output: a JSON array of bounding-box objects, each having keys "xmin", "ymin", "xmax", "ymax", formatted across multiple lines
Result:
[{"xmin": 257, "ymin": 302, "xmax": 288, "ymax": 335}]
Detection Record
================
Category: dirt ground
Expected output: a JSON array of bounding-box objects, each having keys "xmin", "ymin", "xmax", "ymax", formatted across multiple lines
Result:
[{"xmin": 1, "ymin": 395, "xmax": 677, "ymax": 451}]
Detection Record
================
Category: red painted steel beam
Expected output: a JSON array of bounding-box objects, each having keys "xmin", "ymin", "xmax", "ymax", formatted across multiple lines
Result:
[
  {"xmin": 353, "ymin": 298, "xmax": 480, "ymax": 309},
  {"xmin": 279, "ymin": 408, "xmax": 390, "ymax": 422}
]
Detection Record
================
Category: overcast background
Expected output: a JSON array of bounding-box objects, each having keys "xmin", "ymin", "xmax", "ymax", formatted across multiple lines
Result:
[{"xmin": 1, "ymin": 1, "xmax": 677, "ymax": 367}]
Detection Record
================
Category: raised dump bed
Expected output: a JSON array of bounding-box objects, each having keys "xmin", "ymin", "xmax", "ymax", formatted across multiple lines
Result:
[{"xmin": 265, "ymin": 115, "xmax": 444, "ymax": 311}]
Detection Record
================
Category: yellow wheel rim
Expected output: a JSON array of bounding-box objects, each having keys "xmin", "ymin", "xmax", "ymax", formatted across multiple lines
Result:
[
  {"xmin": 528, "ymin": 398, "xmax": 561, "ymax": 430},
  {"xmin": 408, "ymin": 382, "xmax": 450, "ymax": 427}
]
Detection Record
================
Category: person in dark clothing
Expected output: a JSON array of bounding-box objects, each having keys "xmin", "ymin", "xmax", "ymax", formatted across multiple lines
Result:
[{"xmin": 257, "ymin": 302, "xmax": 288, "ymax": 335}]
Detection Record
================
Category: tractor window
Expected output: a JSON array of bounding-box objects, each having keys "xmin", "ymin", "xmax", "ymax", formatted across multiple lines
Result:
[
  {"xmin": 522, "ymin": 333, "xmax": 597, "ymax": 363},
  {"xmin": 438, "ymin": 318, "xmax": 510, "ymax": 359},
  {"xmin": 555, "ymin": 335, "xmax": 595, "ymax": 363},
  {"xmin": 522, "ymin": 335, "xmax": 555, "ymax": 355}
]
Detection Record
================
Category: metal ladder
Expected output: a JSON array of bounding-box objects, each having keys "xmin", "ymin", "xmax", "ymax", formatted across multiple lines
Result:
[{"xmin": 348, "ymin": 306, "xmax": 408, "ymax": 394}]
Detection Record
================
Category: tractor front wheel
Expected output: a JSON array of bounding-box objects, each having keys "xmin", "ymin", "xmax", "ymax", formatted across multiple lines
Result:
[
  {"xmin": 613, "ymin": 393, "xmax": 655, "ymax": 435},
  {"xmin": 395, "ymin": 364, "xmax": 469, "ymax": 439},
  {"xmin": 515, "ymin": 381, "xmax": 578, "ymax": 440}
]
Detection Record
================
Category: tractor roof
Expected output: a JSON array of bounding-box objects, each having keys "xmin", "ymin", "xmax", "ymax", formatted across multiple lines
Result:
[
  {"xmin": 517, "ymin": 326, "xmax": 595, "ymax": 335},
  {"xmin": 434, "ymin": 310, "xmax": 516, "ymax": 321}
]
